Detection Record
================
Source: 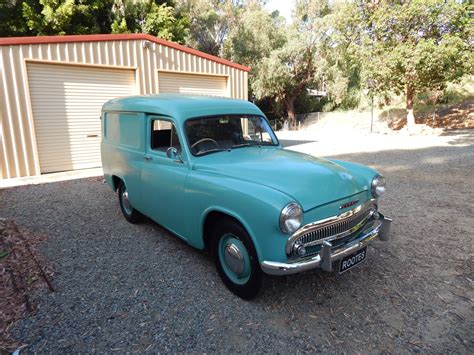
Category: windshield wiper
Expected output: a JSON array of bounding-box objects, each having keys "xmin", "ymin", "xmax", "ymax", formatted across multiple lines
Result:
[
  {"xmin": 231, "ymin": 142, "xmax": 260, "ymax": 149},
  {"xmin": 195, "ymin": 148, "xmax": 229, "ymax": 156}
]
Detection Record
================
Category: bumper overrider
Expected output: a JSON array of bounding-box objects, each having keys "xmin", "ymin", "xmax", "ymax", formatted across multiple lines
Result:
[{"xmin": 261, "ymin": 212, "xmax": 392, "ymax": 276}]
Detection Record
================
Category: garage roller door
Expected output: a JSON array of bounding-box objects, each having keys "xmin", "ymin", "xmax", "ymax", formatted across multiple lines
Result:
[
  {"xmin": 27, "ymin": 63, "xmax": 137, "ymax": 173},
  {"xmin": 158, "ymin": 71, "xmax": 227, "ymax": 97}
]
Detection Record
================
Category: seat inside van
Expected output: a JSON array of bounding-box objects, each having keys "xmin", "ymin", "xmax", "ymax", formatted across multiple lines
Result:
[
  {"xmin": 151, "ymin": 127, "xmax": 181, "ymax": 152},
  {"xmin": 152, "ymin": 130, "xmax": 171, "ymax": 150}
]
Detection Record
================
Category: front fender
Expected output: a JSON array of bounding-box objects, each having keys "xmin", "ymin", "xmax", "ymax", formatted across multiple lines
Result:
[{"xmin": 183, "ymin": 171, "xmax": 293, "ymax": 263}]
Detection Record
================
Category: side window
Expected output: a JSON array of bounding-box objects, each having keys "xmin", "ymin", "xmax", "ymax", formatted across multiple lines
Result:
[
  {"xmin": 151, "ymin": 119, "xmax": 181, "ymax": 152},
  {"xmin": 105, "ymin": 113, "xmax": 120, "ymax": 144},
  {"xmin": 246, "ymin": 119, "xmax": 257, "ymax": 140},
  {"xmin": 242, "ymin": 118, "xmax": 273, "ymax": 143}
]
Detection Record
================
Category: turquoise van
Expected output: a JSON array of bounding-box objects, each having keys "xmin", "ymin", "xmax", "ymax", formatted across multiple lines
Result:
[{"xmin": 101, "ymin": 94, "xmax": 392, "ymax": 299}]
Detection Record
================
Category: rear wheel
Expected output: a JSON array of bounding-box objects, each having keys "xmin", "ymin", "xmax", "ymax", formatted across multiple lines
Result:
[
  {"xmin": 211, "ymin": 219, "xmax": 263, "ymax": 300},
  {"xmin": 118, "ymin": 181, "xmax": 141, "ymax": 224}
]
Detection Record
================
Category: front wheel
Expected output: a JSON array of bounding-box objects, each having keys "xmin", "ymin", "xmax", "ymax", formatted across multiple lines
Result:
[
  {"xmin": 211, "ymin": 219, "xmax": 263, "ymax": 300},
  {"xmin": 118, "ymin": 181, "xmax": 141, "ymax": 224}
]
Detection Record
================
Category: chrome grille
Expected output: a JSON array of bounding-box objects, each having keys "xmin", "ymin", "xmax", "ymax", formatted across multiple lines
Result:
[{"xmin": 290, "ymin": 203, "xmax": 376, "ymax": 258}]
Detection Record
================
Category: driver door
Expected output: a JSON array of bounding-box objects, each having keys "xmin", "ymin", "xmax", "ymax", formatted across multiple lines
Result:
[{"xmin": 140, "ymin": 116, "xmax": 189, "ymax": 239}]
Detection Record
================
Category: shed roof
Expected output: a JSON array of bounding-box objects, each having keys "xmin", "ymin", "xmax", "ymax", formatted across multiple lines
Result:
[
  {"xmin": 0, "ymin": 33, "xmax": 250, "ymax": 72},
  {"xmin": 102, "ymin": 94, "xmax": 263, "ymax": 122}
]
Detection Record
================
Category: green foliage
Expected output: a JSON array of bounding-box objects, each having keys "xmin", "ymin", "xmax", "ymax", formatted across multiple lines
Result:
[
  {"xmin": 22, "ymin": 0, "xmax": 114, "ymax": 35},
  {"xmin": 440, "ymin": 76, "xmax": 474, "ymax": 104},
  {"xmin": 84, "ymin": 0, "xmax": 115, "ymax": 34},
  {"xmin": 22, "ymin": 0, "xmax": 75, "ymax": 35},
  {"xmin": 223, "ymin": 2, "xmax": 285, "ymax": 70},
  {"xmin": 352, "ymin": 0, "xmax": 473, "ymax": 108},
  {"xmin": 0, "ymin": 0, "xmax": 31, "ymax": 36},
  {"xmin": 294, "ymin": 92, "xmax": 326, "ymax": 115},
  {"xmin": 249, "ymin": 0, "xmax": 335, "ymax": 124},
  {"xmin": 3, "ymin": 1, "xmax": 188, "ymax": 40},
  {"xmin": 111, "ymin": 17, "xmax": 128, "ymax": 33},
  {"xmin": 246, "ymin": 0, "xmax": 365, "ymax": 121},
  {"xmin": 111, "ymin": 0, "xmax": 188, "ymax": 43},
  {"xmin": 2, "ymin": 0, "xmax": 472, "ymax": 124},
  {"xmin": 252, "ymin": 29, "xmax": 313, "ymax": 100},
  {"xmin": 176, "ymin": 0, "xmax": 241, "ymax": 56}
]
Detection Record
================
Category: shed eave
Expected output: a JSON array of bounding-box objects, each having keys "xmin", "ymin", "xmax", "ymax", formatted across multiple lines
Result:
[{"xmin": 0, "ymin": 33, "xmax": 250, "ymax": 72}]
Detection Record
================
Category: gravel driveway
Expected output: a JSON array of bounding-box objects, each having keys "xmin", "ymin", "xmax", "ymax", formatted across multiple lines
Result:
[{"xmin": 1, "ymin": 130, "xmax": 473, "ymax": 353}]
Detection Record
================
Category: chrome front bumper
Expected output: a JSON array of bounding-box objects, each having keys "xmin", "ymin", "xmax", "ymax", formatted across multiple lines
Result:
[{"xmin": 260, "ymin": 214, "xmax": 392, "ymax": 276}]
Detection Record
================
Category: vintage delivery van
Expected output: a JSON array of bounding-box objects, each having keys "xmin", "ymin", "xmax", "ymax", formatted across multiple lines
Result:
[{"xmin": 101, "ymin": 94, "xmax": 392, "ymax": 299}]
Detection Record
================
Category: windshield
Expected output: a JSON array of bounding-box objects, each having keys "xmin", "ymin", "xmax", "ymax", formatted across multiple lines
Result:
[{"xmin": 185, "ymin": 115, "xmax": 279, "ymax": 156}]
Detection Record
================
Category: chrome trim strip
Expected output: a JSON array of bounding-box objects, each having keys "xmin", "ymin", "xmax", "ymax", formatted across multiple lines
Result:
[
  {"xmin": 262, "ymin": 214, "xmax": 392, "ymax": 276},
  {"xmin": 285, "ymin": 198, "xmax": 377, "ymax": 255}
]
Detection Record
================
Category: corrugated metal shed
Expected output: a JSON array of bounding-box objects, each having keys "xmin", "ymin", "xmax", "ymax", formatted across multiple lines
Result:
[{"xmin": 0, "ymin": 34, "xmax": 249, "ymax": 179}]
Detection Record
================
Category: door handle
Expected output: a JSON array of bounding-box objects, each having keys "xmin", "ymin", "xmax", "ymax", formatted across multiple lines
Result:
[{"xmin": 144, "ymin": 155, "xmax": 152, "ymax": 161}]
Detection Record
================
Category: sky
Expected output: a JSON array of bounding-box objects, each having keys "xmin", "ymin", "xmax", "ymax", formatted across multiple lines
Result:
[{"xmin": 265, "ymin": 0, "xmax": 295, "ymax": 23}]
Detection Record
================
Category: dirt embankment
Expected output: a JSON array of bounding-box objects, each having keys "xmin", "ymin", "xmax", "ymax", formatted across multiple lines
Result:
[
  {"xmin": 301, "ymin": 99, "xmax": 474, "ymax": 134},
  {"xmin": 380, "ymin": 99, "xmax": 474, "ymax": 130}
]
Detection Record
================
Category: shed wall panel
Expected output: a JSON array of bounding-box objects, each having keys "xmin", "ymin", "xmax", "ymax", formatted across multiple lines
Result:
[{"xmin": 0, "ymin": 39, "xmax": 248, "ymax": 179}]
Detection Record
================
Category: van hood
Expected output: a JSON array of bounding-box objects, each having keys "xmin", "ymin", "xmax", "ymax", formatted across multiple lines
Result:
[{"xmin": 192, "ymin": 147, "xmax": 372, "ymax": 211}]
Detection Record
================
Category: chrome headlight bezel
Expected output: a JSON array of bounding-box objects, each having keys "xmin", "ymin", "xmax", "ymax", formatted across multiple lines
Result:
[
  {"xmin": 371, "ymin": 174, "xmax": 386, "ymax": 197},
  {"xmin": 279, "ymin": 202, "xmax": 303, "ymax": 234}
]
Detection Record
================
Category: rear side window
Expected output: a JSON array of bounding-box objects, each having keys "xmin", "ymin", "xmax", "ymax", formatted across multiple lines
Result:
[
  {"xmin": 105, "ymin": 112, "xmax": 141, "ymax": 149},
  {"xmin": 151, "ymin": 119, "xmax": 181, "ymax": 152}
]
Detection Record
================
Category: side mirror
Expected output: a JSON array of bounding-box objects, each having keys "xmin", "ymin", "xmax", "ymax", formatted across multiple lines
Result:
[{"xmin": 166, "ymin": 147, "xmax": 183, "ymax": 163}]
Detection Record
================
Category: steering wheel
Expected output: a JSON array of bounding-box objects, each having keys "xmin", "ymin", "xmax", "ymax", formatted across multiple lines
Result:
[{"xmin": 191, "ymin": 138, "xmax": 219, "ymax": 150}]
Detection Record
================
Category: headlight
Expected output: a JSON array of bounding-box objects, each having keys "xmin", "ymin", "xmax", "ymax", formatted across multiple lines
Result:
[
  {"xmin": 371, "ymin": 174, "xmax": 386, "ymax": 197},
  {"xmin": 279, "ymin": 202, "xmax": 303, "ymax": 234}
]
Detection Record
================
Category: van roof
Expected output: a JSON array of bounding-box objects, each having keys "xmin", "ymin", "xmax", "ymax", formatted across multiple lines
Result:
[{"xmin": 102, "ymin": 94, "xmax": 264, "ymax": 122}]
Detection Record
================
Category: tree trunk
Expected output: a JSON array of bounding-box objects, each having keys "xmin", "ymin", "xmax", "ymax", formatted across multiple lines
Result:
[
  {"xmin": 285, "ymin": 97, "xmax": 297, "ymax": 130},
  {"xmin": 406, "ymin": 84, "xmax": 416, "ymax": 133}
]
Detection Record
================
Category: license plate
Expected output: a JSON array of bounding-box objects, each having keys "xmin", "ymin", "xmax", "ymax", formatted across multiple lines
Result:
[{"xmin": 339, "ymin": 247, "xmax": 367, "ymax": 273}]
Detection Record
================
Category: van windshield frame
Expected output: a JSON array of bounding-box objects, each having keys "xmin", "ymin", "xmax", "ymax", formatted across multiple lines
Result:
[{"xmin": 184, "ymin": 114, "xmax": 279, "ymax": 157}]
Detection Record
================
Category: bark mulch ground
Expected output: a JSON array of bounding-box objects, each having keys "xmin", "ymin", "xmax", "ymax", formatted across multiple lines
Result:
[{"xmin": 0, "ymin": 219, "xmax": 54, "ymax": 353}]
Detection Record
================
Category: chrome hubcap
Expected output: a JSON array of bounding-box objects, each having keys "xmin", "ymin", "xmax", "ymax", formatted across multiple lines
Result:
[
  {"xmin": 224, "ymin": 243, "xmax": 244, "ymax": 274},
  {"xmin": 122, "ymin": 190, "xmax": 132, "ymax": 214}
]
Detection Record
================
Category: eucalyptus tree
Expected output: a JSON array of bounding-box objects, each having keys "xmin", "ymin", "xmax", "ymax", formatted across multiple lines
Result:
[
  {"xmin": 352, "ymin": 0, "xmax": 473, "ymax": 130},
  {"xmin": 176, "ymin": 0, "xmax": 244, "ymax": 56},
  {"xmin": 250, "ymin": 0, "xmax": 332, "ymax": 127}
]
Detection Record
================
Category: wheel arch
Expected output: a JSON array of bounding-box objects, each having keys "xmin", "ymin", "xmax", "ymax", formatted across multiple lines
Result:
[
  {"xmin": 111, "ymin": 175, "xmax": 124, "ymax": 192},
  {"xmin": 202, "ymin": 207, "xmax": 262, "ymax": 261}
]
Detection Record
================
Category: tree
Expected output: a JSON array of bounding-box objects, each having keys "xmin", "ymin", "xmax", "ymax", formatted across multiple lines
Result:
[
  {"xmin": 250, "ymin": 0, "xmax": 331, "ymax": 128},
  {"xmin": 353, "ymin": 0, "xmax": 473, "ymax": 131},
  {"xmin": 0, "ymin": 0, "xmax": 31, "ymax": 36},
  {"xmin": 111, "ymin": 0, "xmax": 189, "ymax": 43},
  {"xmin": 318, "ymin": 1, "xmax": 365, "ymax": 110},
  {"xmin": 223, "ymin": 2, "xmax": 285, "ymax": 71},
  {"xmin": 252, "ymin": 31, "xmax": 313, "ymax": 127},
  {"xmin": 22, "ymin": 0, "xmax": 115, "ymax": 35},
  {"xmin": 22, "ymin": 0, "xmax": 76, "ymax": 35},
  {"xmin": 176, "ymin": 0, "xmax": 242, "ymax": 56}
]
